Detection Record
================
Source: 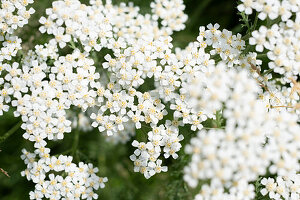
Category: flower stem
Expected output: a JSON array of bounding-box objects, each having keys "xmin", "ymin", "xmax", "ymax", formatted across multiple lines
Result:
[
  {"xmin": 257, "ymin": 53, "xmax": 267, "ymax": 59},
  {"xmin": 0, "ymin": 168, "xmax": 10, "ymax": 177},
  {"xmin": 71, "ymin": 118, "xmax": 80, "ymax": 162},
  {"xmin": 0, "ymin": 121, "xmax": 22, "ymax": 144}
]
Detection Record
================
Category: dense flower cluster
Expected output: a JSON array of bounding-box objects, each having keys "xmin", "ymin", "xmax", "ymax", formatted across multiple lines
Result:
[
  {"xmin": 36, "ymin": 0, "xmax": 189, "ymax": 181},
  {"xmin": 0, "ymin": 0, "xmax": 35, "ymax": 113},
  {"xmin": 130, "ymin": 123, "xmax": 184, "ymax": 178},
  {"xmin": 0, "ymin": 0, "xmax": 300, "ymax": 199},
  {"xmin": 260, "ymin": 174, "xmax": 300, "ymax": 200},
  {"xmin": 197, "ymin": 24, "xmax": 245, "ymax": 66},
  {"xmin": 21, "ymin": 148, "xmax": 107, "ymax": 200},
  {"xmin": 150, "ymin": 0, "xmax": 187, "ymax": 33},
  {"xmin": 167, "ymin": 25, "xmax": 257, "ymax": 129},
  {"xmin": 249, "ymin": 14, "xmax": 300, "ymax": 80},
  {"xmin": 0, "ymin": 0, "xmax": 35, "ymax": 34},
  {"xmin": 238, "ymin": 0, "xmax": 300, "ymax": 21},
  {"xmin": 183, "ymin": 63, "xmax": 300, "ymax": 199},
  {"xmin": 0, "ymin": 0, "xmax": 188, "ymax": 198},
  {"xmin": 0, "ymin": 1, "xmax": 109, "ymax": 198}
]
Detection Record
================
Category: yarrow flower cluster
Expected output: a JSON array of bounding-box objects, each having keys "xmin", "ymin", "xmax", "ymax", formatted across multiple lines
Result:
[
  {"xmin": 183, "ymin": 63, "xmax": 300, "ymax": 199},
  {"xmin": 0, "ymin": 0, "xmax": 35, "ymax": 34},
  {"xmin": 260, "ymin": 175, "xmax": 300, "ymax": 200},
  {"xmin": 130, "ymin": 122, "xmax": 184, "ymax": 178},
  {"xmin": 1, "ymin": 0, "xmax": 300, "ymax": 199},
  {"xmin": 21, "ymin": 148, "xmax": 107, "ymax": 200},
  {"xmin": 1, "ymin": 0, "xmax": 188, "ymax": 198},
  {"xmin": 249, "ymin": 15, "xmax": 300, "ymax": 79},
  {"xmin": 238, "ymin": 0, "xmax": 300, "ymax": 21},
  {"xmin": 150, "ymin": 0, "xmax": 187, "ymax": 33},
  {"xmin": 197, "ymin": 24, "xmax": 245, "ymax": 66}
]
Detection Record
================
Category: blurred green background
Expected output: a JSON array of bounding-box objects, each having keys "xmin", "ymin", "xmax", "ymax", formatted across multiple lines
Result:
[{"xmin": 0, "ymin": 0, "xmax": 242, "ymax": 199}]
